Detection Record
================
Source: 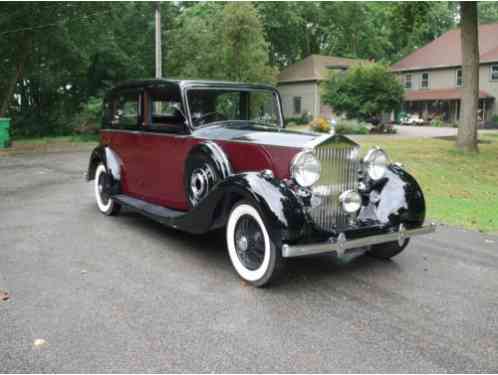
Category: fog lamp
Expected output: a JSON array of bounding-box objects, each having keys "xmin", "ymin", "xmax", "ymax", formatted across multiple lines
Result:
[{"xmin": 339, "ymin": 190, "xmax": 362, "ymax": 213}]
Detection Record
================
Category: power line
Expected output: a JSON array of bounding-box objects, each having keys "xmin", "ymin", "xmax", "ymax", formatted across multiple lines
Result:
[{"xmin": 0, "ymin": 8, "xmax": 114, "ymax": 37}]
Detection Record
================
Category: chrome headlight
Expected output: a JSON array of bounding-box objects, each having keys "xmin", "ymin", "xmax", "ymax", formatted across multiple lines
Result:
[
  {"xmin": 291, "ymin": 150, "xmax": 321, "ymax": 187},
  {"xmin": 363, "ymin": 148, "xmax": 390, "ymax": 180}
]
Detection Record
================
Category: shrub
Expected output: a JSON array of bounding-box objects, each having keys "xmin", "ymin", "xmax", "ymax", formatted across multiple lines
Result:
[
  {"xmin": 431, "ymin": 118, "xmax": 444, "ymax": 128},
  {"xmin": 309, "ymin": 117, "xmax": 331, "ymax": 133},
  {"xmin": 335, "ymin": 120, "xmax": 369, "ymax": 135},
  {"xmin": 284, "ymin": 113, "xmax": 312, "ymax": 126},
  {"xmin": 322, "ymin": 62, "xmax": 404, "ymax": 121},
  {"xmin": 71, "ymin": 97, "xmax": 103, "ymax": 135},
  {"xmin": 369, "ymin": 123, "xmax": 397, "ymax": 134}
]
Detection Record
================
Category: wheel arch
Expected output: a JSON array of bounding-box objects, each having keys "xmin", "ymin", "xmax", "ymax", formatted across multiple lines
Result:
[
  {"xmin": 86, "ymin": 145, "xmax": 123, "ymax": 182},
  {"xmin": 177, "ymin": 172, "xmax": 309, "ymax": 243},
  {"xmin": 86, "ymin": 145, "xmax": 106, "ymax": 181},
  {"xmin": 186, "ymin": 141, "xmax": 232, "ymax": 180}
]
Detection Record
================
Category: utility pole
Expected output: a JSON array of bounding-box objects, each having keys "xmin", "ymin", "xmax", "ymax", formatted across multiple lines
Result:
[{"xmin": 155, "ymin": 2, "xmax": 162, "ymax": 78}]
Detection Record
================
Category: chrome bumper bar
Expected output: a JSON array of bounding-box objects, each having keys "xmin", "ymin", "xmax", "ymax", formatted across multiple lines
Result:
[{"xmin": 282, "ymin": 223, "xmax": 436, "ymax": 258}]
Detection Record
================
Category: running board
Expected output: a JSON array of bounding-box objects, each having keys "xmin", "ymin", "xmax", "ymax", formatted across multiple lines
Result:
[{"xmin": 113, "ymin": 194, "xmax": 184, "ymax": 224}]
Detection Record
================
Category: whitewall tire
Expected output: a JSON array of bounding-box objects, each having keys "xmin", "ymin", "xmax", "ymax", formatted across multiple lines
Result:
[
  {"xmin": 94, "ymin": 163, "xmax": 120, "ymax": 216},
  {"xmin": 226, "ymin": 202, "xmax": 281, "ymax": 287}
]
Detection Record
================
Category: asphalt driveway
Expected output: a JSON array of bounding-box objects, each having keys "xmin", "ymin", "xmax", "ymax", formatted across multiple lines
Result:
[{"xmin": 1, "ymin": 150, "xmax": 497, "ymax": 372}]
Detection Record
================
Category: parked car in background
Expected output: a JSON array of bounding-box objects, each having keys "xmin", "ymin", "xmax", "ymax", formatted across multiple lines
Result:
[
  {"xmin": 401, "ymin": 113, "xmax": 425, "ymax": 125},
  {"xmin": 86, "ymin": 79, "xmax": 435, "ymax": 287}
]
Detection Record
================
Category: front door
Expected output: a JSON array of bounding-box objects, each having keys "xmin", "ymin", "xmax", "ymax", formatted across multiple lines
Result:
[{"xmin": 137, "ymin": 86, "xmax": 193, "ymax": 211}]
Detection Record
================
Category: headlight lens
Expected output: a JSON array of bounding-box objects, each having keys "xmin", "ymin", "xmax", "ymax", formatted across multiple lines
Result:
[
  {"xmin": 364, "ymin": 148, "xmax": 390, "ymax": 180},
  {"xmin": 291, "ymin": 151, "xmax": 321, "ymax": 187}
]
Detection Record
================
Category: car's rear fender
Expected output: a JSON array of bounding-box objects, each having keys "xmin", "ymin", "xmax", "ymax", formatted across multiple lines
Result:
[{"xmin": 86, "ymin": 145, "xmax": 123, "ymax": 182}]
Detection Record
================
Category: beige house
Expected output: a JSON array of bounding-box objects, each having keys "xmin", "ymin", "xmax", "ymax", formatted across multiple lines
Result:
[
  {"xmin": 277, "ymin": 55, "xmax": 364, "ymax": 120},
  {"xmin": 392, "ymin": 22, "xmax": 498, "ymax": 124}
]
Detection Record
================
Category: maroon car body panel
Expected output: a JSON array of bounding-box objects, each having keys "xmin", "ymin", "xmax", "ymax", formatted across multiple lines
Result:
[{"xmin": 101, "ymin": 129, "xmax": 304, "ymax": 211}]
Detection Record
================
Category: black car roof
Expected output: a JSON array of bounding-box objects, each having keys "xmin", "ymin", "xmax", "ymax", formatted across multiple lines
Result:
[{"xmin": 112, "ymin": 78, "xmax": 276, "ymax": 92}]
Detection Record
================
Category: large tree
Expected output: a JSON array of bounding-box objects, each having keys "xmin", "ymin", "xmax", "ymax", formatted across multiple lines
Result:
[
  {"xmin": 167, "ymin": 2, "xmax": 275, "ymax": 83},
  {"xmin": 457, "ymin": 2, "xmax": 479, "ymax": 153}
]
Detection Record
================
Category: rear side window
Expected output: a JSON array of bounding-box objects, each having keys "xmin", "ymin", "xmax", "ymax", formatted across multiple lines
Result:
[{"xmin": 111, "ymin": 91, "xmax": 141, "ymax": 129}]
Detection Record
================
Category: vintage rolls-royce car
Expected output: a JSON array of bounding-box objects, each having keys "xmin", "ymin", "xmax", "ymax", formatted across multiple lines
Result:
[{"xmin": 86, "ymin": 79, "xmax": 435, "ymax": 286}]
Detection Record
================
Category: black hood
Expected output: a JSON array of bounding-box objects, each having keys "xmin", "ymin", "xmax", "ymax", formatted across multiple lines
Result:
[{"xmin": 191, "ymin": 122, "xmax": 319, "ymax": 148}]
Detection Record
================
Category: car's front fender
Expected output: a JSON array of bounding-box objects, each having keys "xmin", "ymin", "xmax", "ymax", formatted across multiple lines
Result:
[
  {"xmin": 172, "ymin": 171, "xmax": 309, "ymax": 243},
  {"xmin": 358, "ymin": 164, "xmax": 426, "ymax": 228}
]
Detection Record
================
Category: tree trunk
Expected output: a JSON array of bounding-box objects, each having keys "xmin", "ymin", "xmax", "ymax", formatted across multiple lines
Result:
[
  {"xmin": 457, "ymin": 2, "xmax": 479, "ymax": 152},
  {"xmin": 0, "ymin": 33, "xmax": 32, "ymax": 117}
]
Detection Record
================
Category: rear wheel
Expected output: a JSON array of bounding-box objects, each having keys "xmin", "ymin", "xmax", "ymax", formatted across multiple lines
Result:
[
  {"xmin": 94, "ymin": 164, "xmax": 120, "ymax": 216},
  {"xmin": 226, "ymin": 202, "xmax": 282, "ymax": 287},
  {"xmin": 367, "ymin": 239, "xmax": 410, "ymax": 259}
]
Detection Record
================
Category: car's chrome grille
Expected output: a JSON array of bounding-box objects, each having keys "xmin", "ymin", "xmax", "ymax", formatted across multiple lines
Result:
[{"xmin": 309, "ymin": 136, "xmax": 360, "ymax": 232}]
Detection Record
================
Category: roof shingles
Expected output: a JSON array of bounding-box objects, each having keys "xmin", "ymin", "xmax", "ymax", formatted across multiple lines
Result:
[
  {"xmin": 278, "ymin": 54, "xmax": 365, "ymax": 83},
  {"xmin": 392, "ymin": 22, "xmax": 498, "ymax": 72}
]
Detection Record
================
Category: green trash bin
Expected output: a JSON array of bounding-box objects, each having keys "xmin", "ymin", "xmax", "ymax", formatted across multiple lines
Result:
[{"xmin": 0, "ymin": 118, "xmax": 11, "ymax": 148}]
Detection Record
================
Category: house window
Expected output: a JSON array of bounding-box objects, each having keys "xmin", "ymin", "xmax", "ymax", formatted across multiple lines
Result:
[
  {"xmin": 293, "ymin": 96, "xmax": 302, "ymax": 114},
  {"xmin": 490, "ymin": 64, "xmax": 498, "ymax": 81},
  {"xmin": 421, "ymin": 72, "xmax": 430, "ymax": 89},
  {"xmin": 404, "ymin": 74, "xmax": 412, "ymax": 90},
  {"xmin": 456, "ymin": 69, "xmax": 463, "ymax": 87}
]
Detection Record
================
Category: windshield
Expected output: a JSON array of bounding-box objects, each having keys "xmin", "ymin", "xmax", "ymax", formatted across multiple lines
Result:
[{"xmin": 186, "ymin": 88, "xmax": 282, "ymax": 128}]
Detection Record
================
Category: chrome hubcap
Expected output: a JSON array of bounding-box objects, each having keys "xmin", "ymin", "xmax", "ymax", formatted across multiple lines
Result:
[
  {"xmin": 190, "ymin": 165, "xmax": 215, "ymax": 204},
  {"xmin": 237, "ymin": 236, "xmax": 248, "ymax": 252}
]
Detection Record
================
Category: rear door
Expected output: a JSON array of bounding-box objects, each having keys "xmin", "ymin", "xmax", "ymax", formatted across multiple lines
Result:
[{"xmin": 102, "ymin": 89, "xmax": 144, "ymax": 197}]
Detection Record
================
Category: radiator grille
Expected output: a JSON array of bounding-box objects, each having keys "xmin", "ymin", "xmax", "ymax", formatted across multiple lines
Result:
[{"xmin": 309, "ymin": 136, "xmax": 360, "ymax": 232}]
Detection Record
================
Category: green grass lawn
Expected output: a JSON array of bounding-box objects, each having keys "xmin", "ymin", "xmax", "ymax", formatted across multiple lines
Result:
[{"xmin": 359, "ymin": 134, "xmax": 498, "ymax": 233}]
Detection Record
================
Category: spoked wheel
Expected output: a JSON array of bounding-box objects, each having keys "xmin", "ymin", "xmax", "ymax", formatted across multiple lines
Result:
[
  {"xmin": 226, "ymin": 202, "xmax": 282, "ymax": 287},
  {"xmin": 94, "ymin": 164, "xmax": 120, "ymax": 216}
]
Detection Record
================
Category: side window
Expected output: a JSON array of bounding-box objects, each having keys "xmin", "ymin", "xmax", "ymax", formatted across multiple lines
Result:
[
  {"xmin": 490, "ymin": 64, "xmax": 498, "ymax": 81},
  {"xmin": 456, "ymin": 69, "xmax": 463, "ymax": 87},
  {"xmin": 112, "ymin": 91, "xmax": 141, "ymax": 129},
  {"xmin": 249, "ymin": 91, "xmax": 279, "ymax": 125},
  {"xmin": 214, "ymin": 92, "xmax": 241, "ymax": 119},
  {"xmin": 293, "ymin": 96, "xmax": 302, "ymax": 114},
  {"xmin": 102, "ymin": 98, "xmax": 113, "ymax": 126},
  {"xmin": 421, "ymin": 72, "xmax": 430, "ymax": 89},
  {"xmin": 148, "ymin": 87, "xmax": 185, "ymax": 132},
  {"xmin": 404, "ymin": 74, "xmax": 412, "ymax": 90}
]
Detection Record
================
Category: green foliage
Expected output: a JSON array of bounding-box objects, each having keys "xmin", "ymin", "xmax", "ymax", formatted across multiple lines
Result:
[
  {"xmin": 2, "ymin": 2, "xmax": 498, "ymax": 138},
  {"xmin": 71, "ymin": 97, "xmax": 103, "ymax": 134},
  {"xmin": 322, "ymin": 63, "xmax": 404, "ymax": 121},
  {"xmin": 335, "ymin": 120, "xmax": 370, "ymax": 135},
  {"xmin": 167, "ymin": 2, "xmax": 276, "ymax": 83},
  {"xmin": 284, "ymin": 114, "xmax": 311, "ymax": 126},
  {"xmin": 431, "ymin": 117, "xmax": 444, "ymax": 128}
]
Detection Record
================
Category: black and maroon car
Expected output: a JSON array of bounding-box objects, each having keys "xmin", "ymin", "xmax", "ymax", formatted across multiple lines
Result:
[{"xmin": 86, "ymin": 79, "xmax": 435, "ymax": 286}]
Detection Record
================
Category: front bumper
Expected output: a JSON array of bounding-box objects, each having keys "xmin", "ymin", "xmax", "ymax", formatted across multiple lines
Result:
[{"xmin": 282, "ymin": 223, "xmax": 436, "ymax": 258}]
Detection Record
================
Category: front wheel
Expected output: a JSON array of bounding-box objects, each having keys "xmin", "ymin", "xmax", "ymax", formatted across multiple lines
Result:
[
  {"xmin": 226, "ymin": 202, "xmax": 282, "ymax": 287},
  {"xmin": 94, "ymin": 164, "xmax": 121, "ymax": 216}
]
